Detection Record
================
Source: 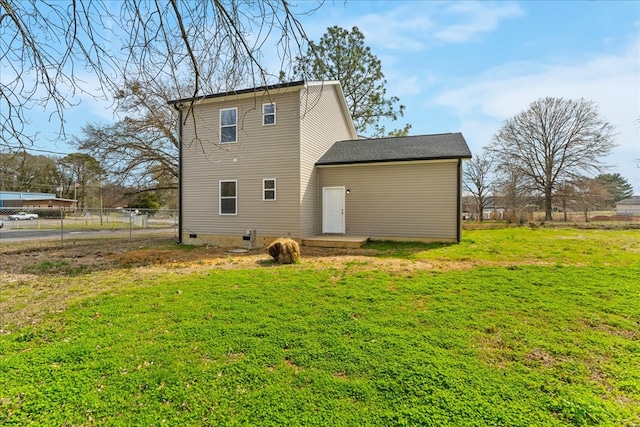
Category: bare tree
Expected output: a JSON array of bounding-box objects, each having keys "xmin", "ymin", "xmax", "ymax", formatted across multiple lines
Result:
[
  {"xmin": 57, "ymin": 153, "xmax": 105, "ymax": 209},
  {"xmin": 75, "ymin": 78, "xmax": 180, "ymax": 190},
  {"xmin": 1, "ymin": 0, "xmax": 319, "ymax": 152},
  {"xmin": 555, "ymin": 181, "xmax": 574, "ymax": 222},
  {"xmin": 463, "ymin": 150, "xmax": 493, "ymax": 221},
  {"xmin": 488, "ymin": 97, "xmax": 616, "ymax": 221},
  {"xmin": 494, "ymin": 161, "xmax": 537, "ymax": 223},
  {"xmin": 564, "ymin": 177, "xmax": 611, "ymax": 222}
]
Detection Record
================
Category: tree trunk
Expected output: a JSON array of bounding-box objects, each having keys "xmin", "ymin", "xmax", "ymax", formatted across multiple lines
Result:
[{"xmin": 545, "ymin": 187, "xmax": 553, "ymax": 221}]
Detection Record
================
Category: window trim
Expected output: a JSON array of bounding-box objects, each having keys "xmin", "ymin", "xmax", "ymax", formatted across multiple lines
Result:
[
  {"xmin": 220, "ymin": 107, "xmax": 238, "ymax": 143},
  {"xmin": 262, "ymin": 103, "xmax": 276, "ymax": 126},
  {"xmin": 219, "ymin": 180, "xmax": 237, "ymax": 215},
  {"xmin": 263, "ymin": 178, "xmax": 276, "ymax": 201}
]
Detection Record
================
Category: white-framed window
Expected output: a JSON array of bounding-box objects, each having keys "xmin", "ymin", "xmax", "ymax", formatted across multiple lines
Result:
[
  {"xmin": 220, "ymin": 108, "xmax": 237, "ymax": 143},
  {"xmin": 262, "ymin": 103, "xmax": 276, "ymax": 126},
  {"xmin": 219, "ymin": 180, "xmax": 237, "ymax": 215},
  {"xmin": 263, "ymin": 178, "xmax": 276, "ymax": 201}
]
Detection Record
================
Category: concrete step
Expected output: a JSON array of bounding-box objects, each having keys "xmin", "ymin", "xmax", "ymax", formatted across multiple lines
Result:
[{"xmin": 301, "ymin": 235, "xmax": 369, "ymax": 249}]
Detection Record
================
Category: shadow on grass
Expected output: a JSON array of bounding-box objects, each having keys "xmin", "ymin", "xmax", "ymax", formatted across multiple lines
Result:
[
  {"xmin": 255, "ymin": 258, "xmax": 278, "ymax": 267},
  {"xmin": 362, "ymin": 240, "xmax": 458, "ymax": 259}
]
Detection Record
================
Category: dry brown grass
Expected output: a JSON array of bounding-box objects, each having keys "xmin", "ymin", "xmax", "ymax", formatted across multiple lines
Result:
[
  {"xmin": 0, "ymin": 236, "xmax": 444, "ymax": 332},
  {"xmin": 0, "ymin": 233, "xmax": 592, "ymax": 333}
]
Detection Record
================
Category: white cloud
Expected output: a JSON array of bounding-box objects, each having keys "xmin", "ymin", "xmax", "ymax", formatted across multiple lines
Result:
[
  {"xmin": 433, "ymin": 39, "xmax": 640, "ymax": 189},
  {"xmin": 302, "ymin": 6, "xmax": 432, "ymax": 51},
  {"xmin": 353, "ymin": 12, "xmax": 432, "ymax": 51},
  {"xmin": 434, "ymin": 40, "xmax": 639, "ymax": 122},
  {"xmin": 303, "ymin": 1, "xmax": 522, "ymax": 53},
  {"xmin": 386, "ymin": 70, "xmax": 437, "ymax": 98},
  {"xmin": 435, "ymin": 1, "xmax": 524, "ymax": 43}
]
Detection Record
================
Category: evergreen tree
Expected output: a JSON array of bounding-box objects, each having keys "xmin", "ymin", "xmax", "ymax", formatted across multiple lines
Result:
[
  {"xmin": 294, "ymin": 26, "xmax": 410, "ymax": 137},
  {"xmin": 595, "ymin": 173, "xmax": 634, "ymax": 203}
]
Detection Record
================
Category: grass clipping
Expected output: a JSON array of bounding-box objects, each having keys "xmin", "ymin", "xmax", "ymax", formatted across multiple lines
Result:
[{"xmin": 267, "ymin": 238, "xmax": 300, "ymax": 264}]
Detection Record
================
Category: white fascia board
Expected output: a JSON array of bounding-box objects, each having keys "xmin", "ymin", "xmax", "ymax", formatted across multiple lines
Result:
[{"xmin": 316, "ymin": 158, "xmax": 459, "ymax": 168}]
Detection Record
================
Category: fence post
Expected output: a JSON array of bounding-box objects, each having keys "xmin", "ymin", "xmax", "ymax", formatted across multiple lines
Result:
[{"xmin": 60, "ymin": 207, "xmax": 64, "ymax": 247}]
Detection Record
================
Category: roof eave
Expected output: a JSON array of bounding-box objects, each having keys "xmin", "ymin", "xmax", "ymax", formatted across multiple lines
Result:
[
  {"xmin": 316, "ymin": 155, "xmax": 472, "ymax": 167},
  {"xmin": 168, "ymin": 80, "xmax": 306, "ymax": 106}
]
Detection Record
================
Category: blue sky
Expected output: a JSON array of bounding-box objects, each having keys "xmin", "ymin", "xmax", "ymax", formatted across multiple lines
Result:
[
  {"xmin": 297, "ymin": 0, "xmax": 640, "ymax": 191},
  {"xmin": 24, "ymin": 0, "xmax": 640, "ymax": 192}
]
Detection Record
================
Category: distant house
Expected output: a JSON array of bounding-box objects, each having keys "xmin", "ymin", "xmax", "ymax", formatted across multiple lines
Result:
[
  {"xmin": 0, "ymin": 191, "xmax": 75, "ymax": 210},
  {"xmin": 615, "ymin": 196, "xmax": 640, "ymax": 216},
  {"xmin": 170, "ymin": 81, "xmax": 471, "ymax": 248},
  {"xmin": 461, "ymin": 195, "xmax": 506, "ymax": 221}
]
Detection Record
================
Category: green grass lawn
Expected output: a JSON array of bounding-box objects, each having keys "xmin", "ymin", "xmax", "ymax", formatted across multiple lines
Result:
[{"xmin": 0, "ymin": 228, "xmax": 638, "ymax": 426}]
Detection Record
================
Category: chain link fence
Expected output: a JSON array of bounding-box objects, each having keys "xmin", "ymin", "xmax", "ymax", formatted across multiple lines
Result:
[{"xmin": 0, "ymin": 207, "xmax": 178, "ymax": 245}]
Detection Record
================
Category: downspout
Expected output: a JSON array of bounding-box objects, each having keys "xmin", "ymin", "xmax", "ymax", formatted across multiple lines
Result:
[
  {"xmin": 173, "ymin": 103, "xmax": 184, "ymax": 244},
  {"xmin": 457, "ymin": 159, "xmax": 462, "ymax": 243}
]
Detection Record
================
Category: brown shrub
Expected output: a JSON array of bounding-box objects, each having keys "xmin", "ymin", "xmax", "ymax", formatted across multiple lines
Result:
[{"xmin": 267, "ymin": 238, "xmax": 300, "ymax": 264}]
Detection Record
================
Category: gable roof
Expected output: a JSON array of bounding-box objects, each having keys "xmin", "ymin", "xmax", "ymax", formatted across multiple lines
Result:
[
  {"xmin": 316, "ymin": 133, "xmax": 472, "ymax": 166},
  {"xmin": 168, "ymin": 81, "xmax": 306, "ymax": 105},
  {"xmin": 616, "ymin": 195, "xmax": 640, "ymax": 205},
  {"xmin": 169, "ymin": 80, "xmax": 358, "ymax": 141}
]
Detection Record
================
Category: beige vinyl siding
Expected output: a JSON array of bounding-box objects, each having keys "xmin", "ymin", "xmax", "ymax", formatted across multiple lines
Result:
[
  {"xmin": 299, "ymin": 84, "xmax": 356, "ymax": 237},
  {"xmin": 181, "ymin": 90, "xmax": 302, "ymax": 240},
  {"xmin": 318, "ymin": 161, "xmax": 460, "ymax": 240}
]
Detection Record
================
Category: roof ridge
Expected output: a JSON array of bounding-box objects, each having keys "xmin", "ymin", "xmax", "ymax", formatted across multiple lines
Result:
[{"xmin": 337, "ymin": 132, "xmax": 462, "ymax": 144}]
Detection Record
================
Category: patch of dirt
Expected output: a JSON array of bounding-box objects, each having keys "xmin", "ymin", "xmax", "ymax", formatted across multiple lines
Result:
[
  {"xmin": 526, "ymin": 348, "xmax": 558, "ymax": 367},
  {"xmin": 0, "ymin": 235, "xmax": 562, "ymax": 332},
  {"xmin": 0, "ymin": 235, "xmax": 462, "ymax": 332},
  {"xmin": 0, "ymin": 234, "xmax": 552, "ymax": 278},
  {"xmin": 0, "ymin": 236, "xmax": 173, "ymax": 275}
]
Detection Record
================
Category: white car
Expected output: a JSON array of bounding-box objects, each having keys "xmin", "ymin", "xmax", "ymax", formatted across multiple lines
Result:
[
  {"xmin": 0, "ymin": 218, "xmax": 3, "ymax": 228},
  {"xmin": 8, "ymin": 212, "xmax": 39, "ymax": 220}
]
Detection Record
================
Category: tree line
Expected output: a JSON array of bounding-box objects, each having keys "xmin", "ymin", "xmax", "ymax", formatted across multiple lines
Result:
[
  {"xmin": 464, "ymin": 97, "xmax": 634, "ymax": 222},
  {"xmin": 0, "ymin": 151, "xmax": 173, "ymax": 211}
]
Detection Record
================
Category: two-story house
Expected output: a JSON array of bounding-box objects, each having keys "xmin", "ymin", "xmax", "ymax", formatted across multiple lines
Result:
[{"xmin": 171, "ymin": 80, "xmax": 471, "ymax": 248}]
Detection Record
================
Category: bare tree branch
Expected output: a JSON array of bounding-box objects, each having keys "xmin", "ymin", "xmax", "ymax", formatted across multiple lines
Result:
[
  {"xmin": 463, "ymin": 150, "xmax": 493, "ymax": 221},
  {"xmin": 488, "ymin": 97, "xmax": 616, "ymax": 221},
  {"xmin": 0, "ymin": 0, "xmax": 319, "ymax": 152}
]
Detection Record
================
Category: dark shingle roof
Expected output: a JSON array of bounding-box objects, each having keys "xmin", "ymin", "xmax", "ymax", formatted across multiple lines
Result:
[{"xmin": 316, "ymin": 133, "xmax": 472, "ymax": 166}]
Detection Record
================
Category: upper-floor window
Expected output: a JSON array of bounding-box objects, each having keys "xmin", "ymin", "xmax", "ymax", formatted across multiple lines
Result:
[
  {"xmin": 263, "ymin": 178, "xmax": 276, "ymax": 201},
  {"xmin": 220, "ymin": 108, "xmax": 237, "ymax": 143},
  {"xmin": 262, "ymin": 103, "xmax": 276, "ymax": 126}
]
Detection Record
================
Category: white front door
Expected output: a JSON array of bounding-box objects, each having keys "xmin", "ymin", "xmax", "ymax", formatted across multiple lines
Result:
[{"xmin": 322, "ymin": 187, "xmax": 345, "ymax": 234}]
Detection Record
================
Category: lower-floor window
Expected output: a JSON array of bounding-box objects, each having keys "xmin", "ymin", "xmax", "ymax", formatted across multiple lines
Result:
[
  {"xmin": 220, "ymin": 180, "xmax": 237, "ymax": 215},
  {"xmin": 263, "ymin": 178, "xmax": 276, "ymax": 201}
]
